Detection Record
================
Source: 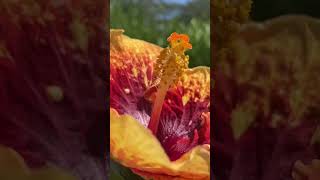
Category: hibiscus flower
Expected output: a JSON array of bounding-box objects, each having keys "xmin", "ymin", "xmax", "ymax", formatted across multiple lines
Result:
[{"xmin": 110, "ymin": 29, "xmax": 210, "ymax": 180}]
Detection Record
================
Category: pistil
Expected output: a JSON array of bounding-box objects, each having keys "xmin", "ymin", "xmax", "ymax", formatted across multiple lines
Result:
[{"xmin": 147, "ymin": 32, "xmax": 192, "ymax": 134}]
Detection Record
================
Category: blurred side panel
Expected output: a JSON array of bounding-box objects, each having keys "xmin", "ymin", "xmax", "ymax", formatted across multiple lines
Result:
[
  {"xmin": 0, "ymin": 0, "xmax": 109, "ymax": 179},
  {"xmin": 212, "ymin": 1, "xmax": 320, "ymax": 180}
]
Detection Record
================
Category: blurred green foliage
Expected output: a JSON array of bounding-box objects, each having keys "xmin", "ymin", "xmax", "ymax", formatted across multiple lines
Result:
[
  {"xmin": 110, "ymin": 0, "xmax": 210, "ymax": 67},
  {"xmin": 109, "ymin": 159, "xmax": 144, "ymax": 180}
]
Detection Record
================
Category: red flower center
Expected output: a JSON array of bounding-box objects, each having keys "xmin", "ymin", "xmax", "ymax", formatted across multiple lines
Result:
[{"xmin": 110, "ymin": 52, "xmax": 209, "ymax": 161}]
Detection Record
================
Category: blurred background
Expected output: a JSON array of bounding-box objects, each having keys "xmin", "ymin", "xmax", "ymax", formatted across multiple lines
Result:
[
  {"xmin": 110, "ymin": 0, "xmax": 210, "ymax": 68},
  {"xmin": 110, "ymin": 0, "xmax": 320, "ymax": 68},
  {"xmin": 251, "ymin": 0, "xmax": 320, "ymax": 21}
]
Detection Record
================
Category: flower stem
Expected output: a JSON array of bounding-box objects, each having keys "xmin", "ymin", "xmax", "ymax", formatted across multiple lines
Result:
[{"xmin": 148, "ymin": 83, "xmax": 170, "ymax": 135}]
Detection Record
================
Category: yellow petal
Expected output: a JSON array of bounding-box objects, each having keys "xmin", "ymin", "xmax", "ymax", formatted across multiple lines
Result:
[
  {"xmin": 0, "ymin": 145, "xmax": 76, "ymax": 180},
  {"xmin": 110, "ymin": 29, "xmax": 162, "ymax": 67},
  {"xmin": 176, "ymin": 66, "xmax": 210, "ymax": 105},
  {"xmin": 133, "ymin": 165, "xmax": 209, "ymax": 180},
  {"xmin": 110, "ymin": 108, "xmax": 210, "ymax": 179},
  {"xmin": 0, "ymin": 145, "xmax": 29, "ymax": 179},
  {"xmin": 111, "ymin": 29, "xmax": 162, "ymax": 54},
  {"xmin": 110, "ymin": 108, "xmax": 170, "ymax": 170},
  {"xmin": 110, "ymin": 29, "xmax": 162, "ymax": 88}
]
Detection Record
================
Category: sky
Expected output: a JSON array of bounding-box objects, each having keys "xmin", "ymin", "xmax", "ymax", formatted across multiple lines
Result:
[{"xmin": 162, "ymin": 0, "xmax": 191, "ymax": 4}]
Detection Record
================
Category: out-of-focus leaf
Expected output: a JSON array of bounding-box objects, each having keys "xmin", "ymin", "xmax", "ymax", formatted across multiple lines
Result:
[{"xmin": 110, "ymin": 159, "xmax": 144, "ymax": 180}]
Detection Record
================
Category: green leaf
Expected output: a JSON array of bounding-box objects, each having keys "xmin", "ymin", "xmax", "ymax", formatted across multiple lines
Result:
[{"xmin": 109, "ymin": 159, "xmax": 144, "ymax": 180}]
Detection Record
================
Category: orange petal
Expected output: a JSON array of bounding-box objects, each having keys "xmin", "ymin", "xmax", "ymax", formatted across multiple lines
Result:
[{"xmin": 110, "ymin": 108, "xmax": 210, "ymax": 179}]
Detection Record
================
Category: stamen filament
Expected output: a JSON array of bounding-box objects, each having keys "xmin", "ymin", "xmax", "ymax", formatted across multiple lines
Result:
[{"xmin": 148, "ymin": 83, "xmax": 169, "ymax": 134}]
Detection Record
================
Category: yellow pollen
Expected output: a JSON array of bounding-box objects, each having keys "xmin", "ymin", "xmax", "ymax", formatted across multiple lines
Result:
[
  {"xmin": 132, "ymin": 67, "xmax": 138, "ymax": 77},
  {"xmin": 182, "ymin": 95, "xmax": 189, "ymax": 106},
  {"xmin": 46, "ymin": 85, "xmax": 64, "ymax": 102},
  {"xmin": 153, "ymin": 33, "xmax": 191, "ymax": 89}
]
